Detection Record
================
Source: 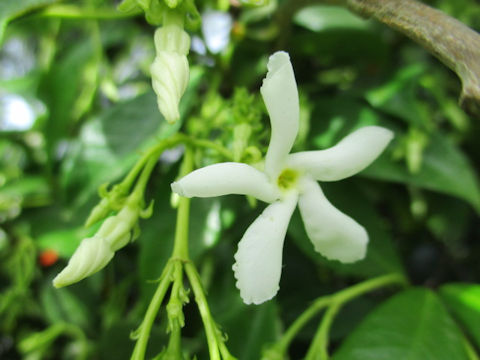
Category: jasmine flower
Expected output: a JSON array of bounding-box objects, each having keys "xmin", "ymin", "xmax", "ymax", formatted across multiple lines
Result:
[{"xmin": 171, "ymin": 52, "xmax": 393, "ymax": 304}]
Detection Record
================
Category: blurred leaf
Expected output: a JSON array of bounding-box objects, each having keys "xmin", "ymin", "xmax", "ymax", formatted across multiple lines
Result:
[
  {"xmin": 294, "ymin": 5, "xmax": 369, "ymax": 32},
  {"xmin": 0, "ymin": 0, "xmax": 57, "ymax": 45},
  {"xmin": 366, "ymin": 64, "xmax": 428, "ymax": 126},
  {"xmin": 439, "ymin": 283, "xmax": 480, "ymax": 349},
  {"xmin": 39, "ymin": 27, "xmax": 98, "ymax": 160},
  {"xmin": 0, "ymin": 176, "xmax": 50, "ymax": 208},
  {"xmin": 40, "ymin": 284, "xmax": 92, "ymax": 330},
  {"xmin": 333, "ymin": 289, "xmax": 470, "ymax": 360},
  {"xmin": 189, "ymin": 198, "xmax": 223, "ymax": 260},
  {"xmin": 36, "ymin": 227, "xmax": 90, "ymax": 258},
  {"xmin": 365, "ymin": 132, "xmax": 480, "ymax": 213}
]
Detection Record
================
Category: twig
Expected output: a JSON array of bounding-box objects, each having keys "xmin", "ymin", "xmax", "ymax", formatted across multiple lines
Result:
[{"xmin": 345, "ymin": 0, "xmax": 480, "ymax": 118}]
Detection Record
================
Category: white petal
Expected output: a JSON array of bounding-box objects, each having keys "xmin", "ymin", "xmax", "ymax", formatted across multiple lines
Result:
[
  {"xmin": 53, "ymin": 236, "xmax": 114, "ymax": 288},
  {"xmin": 171, "ymin": 162, "xmax": 279, "ymax": 203},
  {"xmin": 261, "ymin": 51, "xmax": 300, "ymax": 179},
  {"xmin": 287, "ymin": 126, "xmax": 393, "ymax": 181},
  {"xmin": 298, "ymin": 177, "xmax": 368, "ymax": 263},
  {"xmin": 233, "ymin": 193, "xmax": 297, "ymax": 305}
]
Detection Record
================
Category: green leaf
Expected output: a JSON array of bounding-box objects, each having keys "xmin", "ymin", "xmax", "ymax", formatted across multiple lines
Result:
[
  {"xmin": 40, "ymin": 284, "xmax": 92, "ymax": 329},
  {"xmin": 333, "ymin": 289, "xmax": 470, "ymax": 360},
  {"xmin": 294, "ymin": 5, "xmax": 370, "ymax": 32},
  {"xmin": 366, "ymin": 64, "xmax": 428, "ymax": 126},
  {"xmin": 439, "ymin": 283, "xmax": 480, "ymax": 349},
  {"xmin": 36, "ymin": 227, "xmax": 91, "ymax": 258},
  {"xmin": 0, "ymin": 176, "xmax": 50, "ymax": 208},
  {"xmin": 365, "ymin": 131, "xmax": 480, "ymax": 213},
  {"xmin": 40, "ymin": 30, "xmax": 99, "ymax": 161},
  {"xmin": 0, "ymin": 0, "xmax": 58, "ymax": 45}
]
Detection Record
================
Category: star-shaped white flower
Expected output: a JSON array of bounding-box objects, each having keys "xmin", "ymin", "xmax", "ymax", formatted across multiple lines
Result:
[{"xmin": 171, "ymin": 51, "xmax": 393, "ymax": 305}]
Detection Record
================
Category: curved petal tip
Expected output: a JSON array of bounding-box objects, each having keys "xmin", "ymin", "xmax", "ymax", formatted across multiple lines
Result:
[{"xmin": 170, "ymin": 181, "xmax": 186, "ymax": 197}]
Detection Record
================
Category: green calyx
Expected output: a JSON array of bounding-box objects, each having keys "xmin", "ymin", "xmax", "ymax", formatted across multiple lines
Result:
[
  {"xmin": 117, "ymin": 0, "xmax": 200, "ymax": 30},
  {"xmin": 277, "ymin": 168, "xmax": 299, "ymax": 191}
]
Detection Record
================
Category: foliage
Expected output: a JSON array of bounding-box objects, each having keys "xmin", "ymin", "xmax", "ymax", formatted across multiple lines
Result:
[{"xmin": 0, "ymin": 0, "xmax": 479, "ymax": 359}]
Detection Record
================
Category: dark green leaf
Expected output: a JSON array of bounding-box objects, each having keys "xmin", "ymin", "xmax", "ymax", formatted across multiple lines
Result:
[
  {"xmin": 333, "ymin": 289, "xmax": 470, "ymax": 360},
  {"xmin": 365, "ymin": 131, "xmax": 480, "ymax": 212},
  {"xmin": 439, "ymin": 283, "xmax": 480, "ymax": 349}
]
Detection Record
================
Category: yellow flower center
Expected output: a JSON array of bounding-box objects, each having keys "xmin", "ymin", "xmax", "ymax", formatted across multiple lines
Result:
[{"xmin": 277, "ymin": 168, "xmax": 299, "ymax": 191}]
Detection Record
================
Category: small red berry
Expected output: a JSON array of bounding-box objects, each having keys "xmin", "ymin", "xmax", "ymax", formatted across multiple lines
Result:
[{"xmin": 39, "ymin": 249, "xmax": 59, "ymax": 267}]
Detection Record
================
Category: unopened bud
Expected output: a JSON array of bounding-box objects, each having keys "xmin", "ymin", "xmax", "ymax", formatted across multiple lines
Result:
[{"xmin": 151, "ymin": 24, "xmax": 190, "ymax": 123}]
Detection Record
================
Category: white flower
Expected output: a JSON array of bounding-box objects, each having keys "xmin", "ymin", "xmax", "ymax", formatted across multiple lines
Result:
[{"xmin": 171, "ymin": 52, "xmax": 393, "ymax": 305}]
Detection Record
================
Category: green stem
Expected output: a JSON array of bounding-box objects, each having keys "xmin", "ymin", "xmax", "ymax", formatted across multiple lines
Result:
[
  {"xmin": 272, "ymin": 273, "xmax": 407, "ymax": 359},
  {"xmin": 185, "ymin": 262, "xmax": 222, "ymax": 360},
  {"xmin": 305, "ymin": 303, "xmax": 341, "ymax": 360},
  {"xmin": 37, "ymin": 5, "xmax": 142, "ymax": 19},
  {"xmin": 306, "ymin": 273, "xmax": 407, "ymax": 359},
  {"xmin": 130, "ymin": 262, "xmax": 175, "ymax": 360},
  {"xmin": 131, "ymin": 156, "xmax": 159, "ymax": 200},
  {"xmin": 171, "ymin": 146, "xmax": 194, "ymax": 260},
  {"xmin": 189, "ymin": 138, "xmax": 234, "ymax": 161},
  {"xmin": 164, "ymin": 261, "xmax": 185, "ymax": 358},
  {"xmin": 122, "ymin": 133, "xmax": 232, "ymax": 193},
  {"xmin": 121, "ymin": 134, "xmax": 185, "ymax": 192},
  {"xmin": 273, "ymin": 297, "xmax": 331, "ymax": 355}
]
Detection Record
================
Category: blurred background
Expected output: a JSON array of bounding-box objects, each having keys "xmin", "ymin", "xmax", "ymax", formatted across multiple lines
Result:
[{"xmin": 0, "ymin": 0, "xmax": 479, "ymax": 358}]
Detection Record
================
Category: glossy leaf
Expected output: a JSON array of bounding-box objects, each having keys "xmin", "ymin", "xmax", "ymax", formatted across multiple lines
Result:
[
  {"xmin": 439, "ymin": 283, "xmax": 480, "ymax": 349},
  {"xmin": 333, "ymin": 289, "xmax": 471, "ymax": 360}
]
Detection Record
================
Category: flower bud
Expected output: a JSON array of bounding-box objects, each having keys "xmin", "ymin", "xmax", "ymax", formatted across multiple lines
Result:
[
  {"xmin": 53, "ymin": 236, "xmax": 114, "ymax": 288},
  {"xmin": 53, "ymin": 199, "xmax": 140, "ymax": 288},
  {"xmin": 151, "ymin": 24, "xmax": 190, "ymax": 124}
]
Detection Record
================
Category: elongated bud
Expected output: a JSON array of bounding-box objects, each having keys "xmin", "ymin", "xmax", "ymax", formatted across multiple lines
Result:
[
  {"xmin": 151, "ymin": 24, "xmax": 190, "ymax": 123},
  {"xmin": 52, "ymin": 236, "xmax": 116, "ymax": 288},
  {"xmin": 53, "ymin": 199, "xmax": 141, "ymax": 288}
]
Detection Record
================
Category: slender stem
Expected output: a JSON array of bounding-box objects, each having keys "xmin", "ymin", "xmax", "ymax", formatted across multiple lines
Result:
[
  {"xmin": 271, "ymin": 273, "xmax": 407, "ymax": 358},
  {"xmin": 188, "ymin": 138, "xmax": 234, "ymax": 161},
  {"xmin": 305, "ymin": 273, "xmax": 407, "ymax": 359},
  {"xmin": 333, "ymin": 273, "xmax": 407, "ymax": 304},
  {"xmin": 130, "ymin": 262, "xmax": 174, "ymax": 360},
  {"xmin": 121, "ymin": 134, "xmax": 185, "ymax": 192},
  {"xmin": 185, "ymin": 262, "xmax": 222, "ymax": 360},
  {"xmin": 305, "ymin": 303, "xmax": 341, "ymax": 360},
  {"xmin": 171, "ymin": 147, "xmax": 194, "ymax": 260},
  {"xmin": 275, "ymin": 297, "xmax": 331, "ymax": 354},
  {"xmin": 36, "ymin": 5, "xmax": 142, "ymax": 19},
  {"xmin": 164, "ymin": 261, "xmax": 185, "ymax": 358}
]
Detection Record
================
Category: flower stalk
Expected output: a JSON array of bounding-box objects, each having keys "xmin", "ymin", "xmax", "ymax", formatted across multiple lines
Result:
[{"xmin": 262, "ymin": 273, "xmax": 408, "ymax": 360}]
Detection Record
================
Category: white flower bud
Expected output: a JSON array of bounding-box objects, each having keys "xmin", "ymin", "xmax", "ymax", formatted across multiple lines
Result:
[
  {"xmin": 151, "ymin": 25, "xmax": 190, "ymax": 124},
  {"xmin": 52, "ymin": 236, "xmax": 115, "ymax": 288},
  {"xmin": 53, "ymin": 200, "xmax": 139, "ymax": 288}
]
